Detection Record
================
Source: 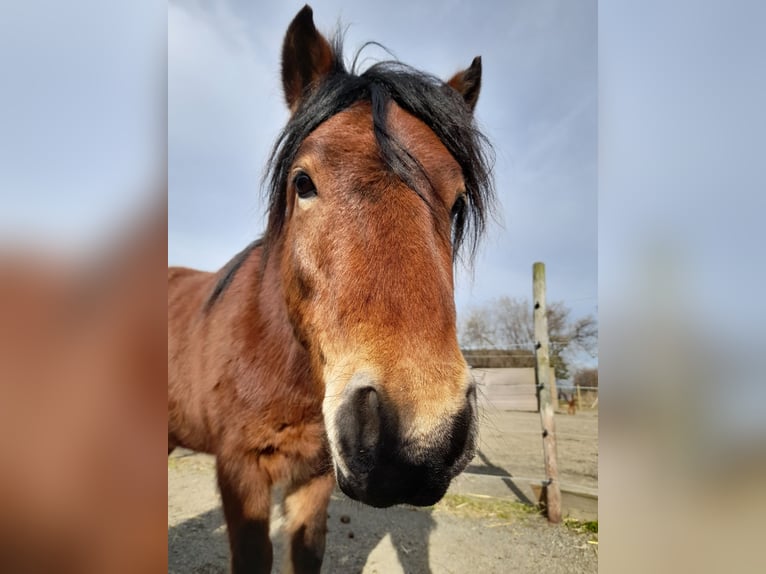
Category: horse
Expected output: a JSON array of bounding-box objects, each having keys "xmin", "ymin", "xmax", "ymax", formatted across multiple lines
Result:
[
  {"xmin": 168, "ymin": 5, "xmax": 495, "ymax": 573},
  {"xmin": 558, "ymin": 389, "xmax": 577, "ymax": 415}
]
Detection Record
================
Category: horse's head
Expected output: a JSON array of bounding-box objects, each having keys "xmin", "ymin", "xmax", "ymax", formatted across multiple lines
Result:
[{"xmin": 267, "ymin": 6, "xmax": 494, "ymax": 508}]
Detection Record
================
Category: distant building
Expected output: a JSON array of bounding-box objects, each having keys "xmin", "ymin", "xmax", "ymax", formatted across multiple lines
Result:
[{"xmin": 461, "ymin": 348, "xmax": 535, "ymax": 369}]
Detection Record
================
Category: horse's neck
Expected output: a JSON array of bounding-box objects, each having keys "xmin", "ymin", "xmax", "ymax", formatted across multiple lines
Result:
[
  {"xmin": 255, "ymin": 253, "xmax": 296, "ymax": 355},
  {"xmin": 232, "ymin": 245, "xmax": 317, "ymax": 397}
]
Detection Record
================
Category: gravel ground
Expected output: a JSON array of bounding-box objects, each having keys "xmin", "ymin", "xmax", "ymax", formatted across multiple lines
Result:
[{"xmin": 168, "ymin": 405, "xmax": 598, "ymax": 573}]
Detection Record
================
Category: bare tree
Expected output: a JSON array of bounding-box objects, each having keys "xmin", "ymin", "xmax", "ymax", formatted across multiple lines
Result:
[
  {"xmin": 574, "ymin": 368, "xmax": 598, "ymax": 389},
  {"xmin": 567, "ymin": 316, "xmax": 598, "ymax": 358},
  {"xmin": 460, "ymin": 306, "xmax": 497, "ymax": 349},
  {"xmin": 459, "ymin": 297, "xmax": 598, "ymax": 380},
  {"xmin": 494, "ymin": 297, "xmax": 533, "ymax": 348}
]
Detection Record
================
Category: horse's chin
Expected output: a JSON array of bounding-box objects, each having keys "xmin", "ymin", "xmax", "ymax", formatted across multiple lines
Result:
[
  {"xmin": 332, "ymin": 461, "xmax": 452, "ymax": 509},
  {"xmin": 333, "ymin": 465, "xmax": 393, "ymax": 507}
]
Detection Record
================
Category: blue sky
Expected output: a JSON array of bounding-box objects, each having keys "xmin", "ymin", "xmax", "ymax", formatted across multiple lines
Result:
[
  {"xmin": 0, "ymin": 0, "xmax": 163, "ymax": 252},
  {"xmin": 168, "ymin": 0, "xmax": 598, "ymax": 358}
]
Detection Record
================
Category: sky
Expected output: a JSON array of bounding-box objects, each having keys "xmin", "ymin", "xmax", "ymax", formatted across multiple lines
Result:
[
  {"xmin": 0, "ymin": 0, "xmax": 164, "ymax": 253},
  {"xmin": 167, "ymin": 0, "xmax": 598, "ymax": 364}
]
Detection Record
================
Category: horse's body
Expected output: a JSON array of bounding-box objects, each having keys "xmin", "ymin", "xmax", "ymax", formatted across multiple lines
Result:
[
  {"xmin": 168, "ymin": 6, "xmax": 494, "ymax": 573},
  {"xmin": 169, "ymin": 247, "xmax": 330, "ymax": 572}
]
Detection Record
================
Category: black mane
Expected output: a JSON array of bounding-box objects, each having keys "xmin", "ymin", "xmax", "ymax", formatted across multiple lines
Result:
[
  {"xmin": 264, "ymin": 36, "xmax": 495, "ymax": 262},
  {"xmin": 204, "ymin": 238, "xmax": 262, "ymax": 311}
]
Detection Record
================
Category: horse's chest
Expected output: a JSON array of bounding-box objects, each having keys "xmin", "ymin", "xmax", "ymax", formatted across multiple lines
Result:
[{"xmin": 234, "ymin": 416, "xmax": 329, "ymax": 482}]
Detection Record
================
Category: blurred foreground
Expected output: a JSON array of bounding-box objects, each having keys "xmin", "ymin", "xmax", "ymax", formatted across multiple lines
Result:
[
  {"xmin": 600, "ymin": 1, "xmax": 766, "ymax": 571},
  {"xmin": 0, "ymin": 195, "xmax": 168, "ymax": 573},
  {"xmin": 0, "ymin": 1, "xmax": 167, "ymax": 570}
]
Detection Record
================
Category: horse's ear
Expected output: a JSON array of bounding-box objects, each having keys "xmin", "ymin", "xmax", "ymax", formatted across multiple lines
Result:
[
  {"xmin": 446, "ymin": 56, "xmax": 482, "ymax": 113},
  {"xmin": 281, "ymin": 5, "xmax": 335, "ymax": 113}
]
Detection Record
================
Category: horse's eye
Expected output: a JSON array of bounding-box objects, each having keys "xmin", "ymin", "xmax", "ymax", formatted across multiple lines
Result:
[{"xmin": 293, "ymin": 173, "xmax": 317, "ymax": 199}]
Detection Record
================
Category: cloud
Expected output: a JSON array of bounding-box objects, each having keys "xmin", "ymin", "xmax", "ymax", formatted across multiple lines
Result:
[
  {"xmin": 168, "ymin": 0, "xmax": 284, "ymax": 162},
  {"xmin": 168, "ymin": 1, "xmax": 289, "ymax": 267}
]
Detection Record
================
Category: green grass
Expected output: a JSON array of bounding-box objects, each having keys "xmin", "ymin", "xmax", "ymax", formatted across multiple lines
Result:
[
  {"xmin": 564, "ymin": 517, "xmax": 598, "ymax": 544},
  {"xmin": 434, "ymin": 494, "xmax": 540, "ymax": 521},
  {"xmin": 435, "ymin": 494, "xmax": 599, "ymax": 541},
  {"xmin": 563, "ymin": 517, "xmax": 598, "ymax": 533}
]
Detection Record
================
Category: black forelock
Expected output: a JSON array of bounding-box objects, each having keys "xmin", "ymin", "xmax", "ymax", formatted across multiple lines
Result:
[{"xmin": 262, "ymin": 34, "xmax": 495, "ymax": 264}]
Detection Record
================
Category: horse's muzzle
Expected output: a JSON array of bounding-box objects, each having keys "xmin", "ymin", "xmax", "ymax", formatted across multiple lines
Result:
[{"xmin": 331, "ymin": 379, "xmax": 477, "ymax": 508}]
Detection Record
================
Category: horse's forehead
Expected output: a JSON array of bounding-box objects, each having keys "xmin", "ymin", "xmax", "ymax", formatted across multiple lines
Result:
[
  {"xmin": 301, "ymin": 102, "xmax": 463, "ymax": 189},
  {"xmin": 386, "ymin": 105, "xmax": 463, "ymax": 184}
]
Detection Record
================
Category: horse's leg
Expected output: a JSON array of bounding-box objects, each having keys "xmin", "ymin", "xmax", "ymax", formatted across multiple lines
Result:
[
  {"xmin": 282, "ymin": 472, "xmax": 335, "ymax": 574},
  {"xmin": 216, "ymin": 457, "xmax": 273, "ymax": 574}
]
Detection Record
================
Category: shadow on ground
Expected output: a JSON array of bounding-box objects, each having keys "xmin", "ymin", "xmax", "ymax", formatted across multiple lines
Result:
[
  {"xmin": 169, "ymin": 448, "xmax": 545, "ymax": 573},
  {"xmin": 323, "ymin": 495, "xmax": 436, "ymax": 573},
  {"xmin": 169, "ymin": 449, "xmax": 534, "ymax": 574},
  {"xmin": 168, "ymin": 494, "xmax": 437, "ymax": 574},
  {"xmin": 463, "ymin": 449, "xmax": 536, "ymax": 505},
  {"xmin": 168, "ymin": 507, "xmax": 229, "ymax": 574}
]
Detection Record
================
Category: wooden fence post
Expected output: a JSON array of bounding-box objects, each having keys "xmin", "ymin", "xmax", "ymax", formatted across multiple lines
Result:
[
  {"xmin": 533, "ymin": 262, "xmax": 562, "ymax": 523},
  {"xmin": 576, "ymin": 384, "xmax": 582, "ymax": 410}
]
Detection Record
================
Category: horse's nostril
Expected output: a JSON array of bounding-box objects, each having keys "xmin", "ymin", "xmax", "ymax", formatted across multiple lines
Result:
[
  {"xmin": 356, "ymin": 387, "xmax": 380, "ymax": 452},
  {"xmin": 364, "ymin": 387, "xmax": 379, "ymax": 410}
]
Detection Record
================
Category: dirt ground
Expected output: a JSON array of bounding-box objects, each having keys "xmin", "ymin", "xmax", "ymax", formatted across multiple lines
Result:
[{"xmin": 168, "ymin": 406, "xmax": 598, "ymax": 573}]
